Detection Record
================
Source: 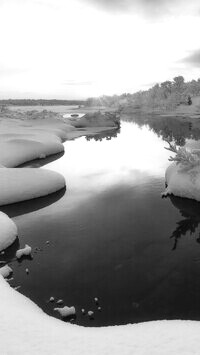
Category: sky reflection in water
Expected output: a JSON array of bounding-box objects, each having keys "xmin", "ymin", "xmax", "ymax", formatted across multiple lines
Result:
[{"xmin": 3, "ymin": 120, "xmax": 200, "ymax": 326}]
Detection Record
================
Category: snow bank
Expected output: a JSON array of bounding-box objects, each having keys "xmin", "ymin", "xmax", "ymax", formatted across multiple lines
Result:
[
  {"xmin": 163, "ymin": 162, "xmax": 200, "ymax": 201},
  {"xmin": 0, "ymin": 275, "xmax": 200, "ymax": 354},
  {"xmin": 0, "ymin": 168, "xmax": 65, "ymax": 205},
  {"xmin": 0, "ymin": 212, "xmax": 17, "ymax": 251}
]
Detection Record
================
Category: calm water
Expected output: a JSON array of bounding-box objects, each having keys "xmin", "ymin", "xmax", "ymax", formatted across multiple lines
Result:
[{"xmin": 2, "ymin": 119, "xmax": 200, "ymax": 326}]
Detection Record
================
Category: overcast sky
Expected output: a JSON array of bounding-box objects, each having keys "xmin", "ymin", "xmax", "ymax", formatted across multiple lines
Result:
[{"xmin": 1, "ymin": 0, "xmax": 200, "ymax": 99}]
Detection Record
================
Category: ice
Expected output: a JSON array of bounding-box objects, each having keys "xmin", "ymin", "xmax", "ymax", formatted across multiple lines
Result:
[
  {"xmin": 16, "ymin": 244, "xmax": 32, "ymax": 259},
  {"xmin": 0, "ymin": 212, "xmax": 17, "ymax": 251}
]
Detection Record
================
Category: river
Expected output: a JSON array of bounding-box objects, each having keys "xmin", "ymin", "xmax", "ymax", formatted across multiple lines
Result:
[{"xmin": 2, "ymin": 118, "xmax": 200, "ymax": 327}]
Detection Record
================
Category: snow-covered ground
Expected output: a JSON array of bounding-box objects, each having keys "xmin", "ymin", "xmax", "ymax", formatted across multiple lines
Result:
[{"xmin": 0, "ymin": 274, "xmax": 200, "ymax": 355}]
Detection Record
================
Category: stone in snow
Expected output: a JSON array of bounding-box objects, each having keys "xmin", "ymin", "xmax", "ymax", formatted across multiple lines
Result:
[
  {"xmin": 54, "ymin": 306, "xmax": 76, "ymax": 318},
  {"xmin": 16, "ymin": 244, "xmax": 32, "ymax": 259},
  {"xmin": 0, "ymin": 265, "xmax": 13, "ymax": 278}
]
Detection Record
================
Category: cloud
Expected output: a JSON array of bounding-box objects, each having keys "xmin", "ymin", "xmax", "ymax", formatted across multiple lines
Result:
[
  {"xmin": 83, "ymin": 0, "xmax": 199, "ymax": 17},
  {"xmin": 182, "ymin": 49, "xmax": 200, "ymax": 67},
  {"xmin": 62, "ymin": 80, "xmax": 95, "ymax": 86}
]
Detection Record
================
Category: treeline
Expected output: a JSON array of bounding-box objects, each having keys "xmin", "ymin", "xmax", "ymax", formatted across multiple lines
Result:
[
  {"xmin": 85, "ymin": 76, "xmax": 200, "ymax": 111},
  {"xmin": 0, "ymin": 99, "xmax": 85, "ymax": 106}
]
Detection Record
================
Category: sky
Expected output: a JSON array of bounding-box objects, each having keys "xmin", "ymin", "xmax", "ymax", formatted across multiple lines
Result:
[{"xmin": 1, "ymin": 0, "xmax": 200, "ymax": 99}]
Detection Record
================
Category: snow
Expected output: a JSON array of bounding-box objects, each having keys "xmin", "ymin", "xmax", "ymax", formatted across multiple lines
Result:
[
  {"xmin": 0, "ymin": 275, "xmax": 200, "ymax": 354},
  {"xmin": 16, "ymin": 244, "xmax": 32, "ymax": 259},
  {"xmin": 0, "ymin": 265, "xmax": 13, "ymax": 278},
  {"xmin": 163, "ymin": 162, "xmax": 200, "ymax": 201},
  {"xmin": 0, "ymin": 212, "xmax": 17, "ymax": 251},
  {"xmin": 0, "ymin": 168, "xmax": 65, "ymax": 206}
]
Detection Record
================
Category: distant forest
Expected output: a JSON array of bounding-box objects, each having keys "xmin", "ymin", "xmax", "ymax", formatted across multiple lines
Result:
[
  {"xmin": 85, "ymin": 76, "xmax": 200, "ymax": 111},
  {"xmin": 0, "ymin": 99, "xmax": 85, "ymax": 106}
]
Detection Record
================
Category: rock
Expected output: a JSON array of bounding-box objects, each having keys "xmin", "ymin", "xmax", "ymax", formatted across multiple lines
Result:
[{"xmin": 54, "ymin": 306, "xmax": 76, "ymax": 318}]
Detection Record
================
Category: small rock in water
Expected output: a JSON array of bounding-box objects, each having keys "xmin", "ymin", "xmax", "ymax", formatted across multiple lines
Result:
[
  {"xmin": 0, "ymin": 251, "xmax": 5, "ymax": 255},
  {"xmin": 25, "ymin": 268, "xmax": 29, "ymax": 274},
  {"xmin": 54, "ymin": 306, "xmax": 76, "ymax": 318},
  {"xmin": 94, "ymin": 297, "xmax": 99, "ymax": 304},
  {"xmin": 16, "ymin": 244, "xmax": 32, "ymax": 259},
  {"xmin": 88, "ymin": 311, "xmax": 94, "ymax": 318},
  {"xmin": 56, "ymin": 299, "xmax": 64, "ymax": 305},
  {"xmin": 49, "ymin": 297, "xmax": 55, "ymax": 302},
  {"xmin": 98, "ymin": 307, "xmax": 101, "ymax": 311},
  {"xmin": 81, "ymin": 308, "xmax": 86, "ymax": 315}
]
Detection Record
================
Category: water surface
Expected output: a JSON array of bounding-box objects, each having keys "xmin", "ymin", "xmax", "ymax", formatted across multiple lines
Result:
[{"xmin": 2, "ymin": 119, "xmax": 200, "ymax": 326}]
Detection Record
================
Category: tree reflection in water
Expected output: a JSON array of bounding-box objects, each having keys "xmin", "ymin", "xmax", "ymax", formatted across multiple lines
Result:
[
  {"xmin": 85, "ymin": 128, "xmax": 120, "ymax": 142},
  {"xmin": 169, "ymin": 195, "xmax": 200, "ymax": 250}
]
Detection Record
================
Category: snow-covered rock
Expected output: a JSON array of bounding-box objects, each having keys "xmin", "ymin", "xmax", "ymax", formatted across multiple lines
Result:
[
  {"xmin": 0, "ymin": 265, "xmax": 13, "ymax": 278},
  {"xmin": 16, "ymin": 244, "xmax": 32, "ymax": 259},
  {"xmin": 163, "ymin": 162, "xmax": 200, "ymax": 201},
  {"xmin": 0, "ymin": 212, "xmax": 17, "ymax": 251},
  {"xmin": 0, "ymin": 168, "xmax": 65, "ymax": 206},
  {"xmin": 54, "ymin": 306, "xmax": 76, "ymax": 318}
]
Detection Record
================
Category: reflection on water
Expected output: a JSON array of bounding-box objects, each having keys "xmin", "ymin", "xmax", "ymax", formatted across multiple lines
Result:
[
  {"xmin": 170, "ymin": 196, "xmax": 200, "ymax": 250},
  {"xmin": 18, "ymin": 151, "xmax": 64, "ymax": 168},
  {"xmin": 1, "ymin": 188, "xmax": 66, "ymax": 217},
  {"xmin": 2, "ymin": 119, "xmax": 200, "ymax": 326},
  {"xmin": 85, "ymin": 128, "xmax": 120, "ymax": 141}
]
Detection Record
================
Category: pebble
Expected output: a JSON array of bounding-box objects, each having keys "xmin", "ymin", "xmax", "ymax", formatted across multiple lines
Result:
[
  {"xmin": 88, "ymin": 311, "xmax": 94, "ymax": 318},
  {"xmin": 56, "ymin": 299, "xmax": 64, "ymax": 305}
]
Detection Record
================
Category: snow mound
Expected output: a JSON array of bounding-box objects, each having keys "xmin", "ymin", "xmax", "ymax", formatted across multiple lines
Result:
[
  {"xmin": 0, "ymin": 265, "xmax": 13, "ymax": 278},
  {"xmin": 16, "ymin": 244, "xmax": 32, "ymax": 259},
  {"xmin": 163, "ymin": 162, "xmax": 200, "ymax": 201},
  {"xmin": 0, "ymin": 168, "xmax": 65, "ymax": 206},
  {"xmin": 0, "ymin": 212, "xmax": 17, "ymax": 251}
]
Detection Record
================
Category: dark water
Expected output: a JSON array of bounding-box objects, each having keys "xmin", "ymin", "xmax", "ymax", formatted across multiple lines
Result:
[{"xmin": 2, "ymin": 119, "xmax": 200, "ymax": 326}]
